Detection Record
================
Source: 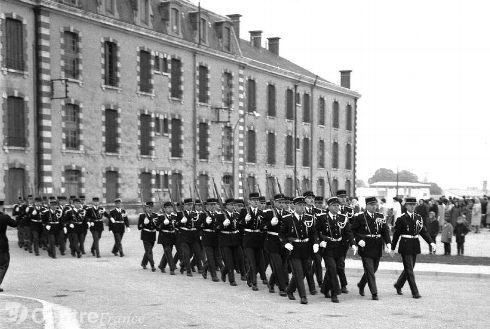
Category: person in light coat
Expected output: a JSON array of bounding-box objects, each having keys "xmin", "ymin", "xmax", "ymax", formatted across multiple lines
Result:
[{"xmin": 470, "ymin": 198, "xmax": 481, "ymax": 233}]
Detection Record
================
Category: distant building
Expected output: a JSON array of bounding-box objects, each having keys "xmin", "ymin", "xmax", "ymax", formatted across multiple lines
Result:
[{"xmin": 357, "ymin": 181, "xmax": 431, "ymax": 202}]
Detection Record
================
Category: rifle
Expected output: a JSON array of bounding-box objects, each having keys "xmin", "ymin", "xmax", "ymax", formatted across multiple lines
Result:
[
  {"xmin": 257, "ymin": 184, "xmax": 263, "ymax": 198},
  {"xmin": 155, "ymin": 190, "xmax": 164, "ymax": 212},
  {"xmin": 326, "ymin": 171, "xmax": 334, "ymax": 196},
  {"xmin": 167, "ymin": 186, "xmax": 178, "ymax": 213},
  {"xmin": 194, "ymin": 182, "xmax": 211, "ymax": 217},
  {"xmin": 276, "ymin": 177, "xmax": 283, "ymax": 195},
  {"xmin": 240, "ymin": 174, "xmax": 252, "ymax": 216},
  {"xmin": 265, "ymin": 174, "xmax": 279, "ymax": 218},
  {"xmin": 212, "ymin": 177, "xmax": 231, "ymax": 220}
]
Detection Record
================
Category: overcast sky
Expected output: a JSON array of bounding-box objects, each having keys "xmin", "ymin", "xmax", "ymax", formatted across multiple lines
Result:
[{"xmin": 200, "ymin": 0, "xmax": 489, "ymax": 190}]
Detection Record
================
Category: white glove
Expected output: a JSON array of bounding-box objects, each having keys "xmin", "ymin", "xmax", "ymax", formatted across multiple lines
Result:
[
  {"xmin": 319, "ymin": 241, "xmax": 327, "ymax": 248},
  {"xmin": 284, "ymin": 243, "xmax": 293, "ymax": 251},
  {"xmin": 206, "ymin": 217, "xmax": 212, "ymax": 224},
  {"xmin": 144, "ymin": 218, "xmax": 149, "ymax": 225},
  {"xmin": 223, "ymin": 219, "xmax": 230, "ymax": 227},
  {"xmin": 271, "ymin": 217, "xmax": 278, "ymax": 226},
  {"xmin": 110, "ymin": 217, "xmax": 115, "ymax": 223},
  {"xmin": 352, "ymin": 245, "xmax": 358, "ymax": 255},
  {"xmin": 91, "ymin": 222, "xmax": 95, "ymax": 227},
  {"xmin": 385, "ymin": 243, "xmax": 392, "ymax": 253},
  {"xmin": 63, "ymin": 227, "xmax": 67, "ymax": 234},
  {"xmin": 32, "ymin": 210, "xmax": 37, "ymax": 216},
  {"xmin": 46, "ymin": 225, "xmax": 51, "ymax": 231},
  {"xmin": 245, "ymin": 214, "xmax": 251, "ymax": 222},
  {"xmin": 69, "ymin": 223, "xmax": 74, "ymax": 228},
  {"xmin": 313, "ymin": 244, "xmax": 319, "ymax": 253},
  {"xmin": 181, "ymin": 217, "xmax": 188, "ymax": 224},
  {"xmin": 358, "ymin": 240, "xmax": 366, "ymax": 247},
  {"xmin": 430, "ymin": 242, "xmax": 436, "ymax": 252},
  {"xmin": 126, "ymin": 227, "xmax": 131, "ymax": 233},
  {"xmin": 164, "ymin": 218, "xmax": 170, "ymax": 225},
  {"xmin": 87, "ymin": 222, "xmax": 91, "ymax": 228}
]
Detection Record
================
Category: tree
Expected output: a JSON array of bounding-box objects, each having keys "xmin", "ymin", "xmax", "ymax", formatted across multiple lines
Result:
[
  {"xmin": 398, "ymin": 170, "xmax": 418, "ymax": 183},
  {"xmin": 429, "ymin": 182, "xmax": 443, "ymax": 195},
  {"xmin": 368, "ymin": 168, "xmax": 396, "ymax": 184},
  {"xmin": 356, "ymin": 179, "xmax": 367, "ymax": 188}
]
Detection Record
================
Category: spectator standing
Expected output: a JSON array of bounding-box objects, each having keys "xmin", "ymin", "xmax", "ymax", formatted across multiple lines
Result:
[
  {"xmin": 453, "ymin": 217, "xmax": 469, "ymax": 255},
  {"xmin": 415, "ymin": 199, "xmax": 429, "ymax": 228},
  {"xmin": 481, "ymin": 196, "xmax": 488, "ymax": 228},
  {"xmin": 441, "ymin": 217, "xmax": 453, "ymax": 255},
  {"xmin": 427, "ymin": 211, "xmax": 439, "ymax": 254},
  {"xmin": 447, "ymin": 199, "xmax": 462, "ymax": 227},
  {"xmin": 470, "ymin": 198, "xmax": 481, "ymax": 233},
  {"xmin": 379, "ymin": 198, "xmax": 389, "ymax": 219},
  {"xmin": 438, "ymin": 200, "xmax": 446, "ymax": 229}
]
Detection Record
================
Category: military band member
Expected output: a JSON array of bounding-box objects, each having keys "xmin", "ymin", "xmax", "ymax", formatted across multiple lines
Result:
[
  {"xmin": 42, "ymin": 198, "xmax": 62, "ymax": 258},
  {"xmin": 391, "ymin": 197, "xmax": 436, "ymax": 299},
  {"xmin": 157, "ymin": 201, "xmax": 178, "ymax": 275},
  {"xmin": 109, "ymin": 198, "xmax": 130, "ymax": 257},
  {"xmin": 280, "ymin": 197, "xmax": 320, "ymax": 304},
  {"xmin": 176, "ymin": 198, "xmax": 203, "ymax": 275},
  {"xmin": 318, "ymin": 197, "xmax": 357, "ymax": 303},
  {"xmin": 337, "ymin": 189, "xmax": 354, "ymax": 293},
  {"xmin": 27, "ymin": 197, "xmax": 44, "ymax": 256},
  {"xmin": 86, "ymin": 197, "xmax": 106, "ymax": 258},
  {"xmin": 0, "ymin": 200, "xmax": 17, "ymax": 292},
  {"xmin": 138, "ymin": 201, "xmax": 158, "ymax": 272}
]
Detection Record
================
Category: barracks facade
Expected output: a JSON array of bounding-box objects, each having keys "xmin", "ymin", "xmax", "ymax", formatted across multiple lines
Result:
[{"xmin": 0, "ymin": 0, "xmax": 360, "ymax": 204}]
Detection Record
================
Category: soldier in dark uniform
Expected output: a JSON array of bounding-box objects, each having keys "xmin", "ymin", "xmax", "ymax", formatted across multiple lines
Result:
[
  {"xmin": 157, "ymin": 201, "xmax": 178, "ymax": 275},
  {"xmin": 240, "ymin": 193, "xmax": 266, "ymax": 291},
  {"xmin": 78, "ymin": 195, "xmax": 88, "ymax": 254},
  {"xmin": 351, "ymin": 196, "xmax": 391, "ymax": 300},
  {"xmin": 317, "ymin": 197, "xmax": 357, "ymax": 303},
  {"xmin": 138, "ymin": 201, "xmax": 158, "ymax": 272},
  {"xmin": 391, "ymin": 197, "xmax": 436, "ymax": 299},
  {"xmin": 86, "ymin": 197, "xmax": 106, "ymax": 258},
  {"xmin": 22, "ymin": 195, "xmax": 34, "ymax": 252},
  {"xmin": 217, "ymin": 198, "xmax": 245, "ymax": 286},
  {"xmin": 57, "ymin": 196, "xmax": 69, "ymax": 254},
  {"xmin": 27, "ymin": 197, "xmax": 44, "ymax": 256},
  {"xmin": 280, "ymin": 196, "xmax": 320, "ymax": 304},
  {"xmin": 201, "ymin": 198, "xmax": 222, "ymax": 282},
  {"xmin": 263, "ymin": 194, "xmax": 288, "ymax": 296},
  {"xmin": 109, "ymin": 198, "xmax": 130, "ymax": 257},
  {"xmin": 176, "ymin": 198, "xmax": 203, "ymax": 275},
  {"xmin": 41, "ymin": 198, "xmax": 62, "ymax": 258},
  {"xmin": 66, "ymin": 198, "xmax": 85, "ymax": 258},
  {"xmin": 303, "ymin": 191, "xmax": 321, "ymax": 295},
  {"xmin": 0, "ymin": 200, "xmax": 17, "ymax": 292},
  {"xmin": 337, "ymin": 189, "xmax": 355, "ymax": 293},
  {"xmin": 12, "ymin": 197, "xmax": 26, "ymax": 248}
]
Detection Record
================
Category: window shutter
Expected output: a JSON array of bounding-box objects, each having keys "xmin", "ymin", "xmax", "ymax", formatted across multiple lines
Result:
[
  {"xmin": 140, "ymin": 114, "xmax": 151, "ymax": 155},
  {"xmin": 139, "ymin": 50, "xmax": 151, "ymax": 92},
  {"xmin": 7, "ymin": 97, "xmax": 25, "ymax": 147},
  {"xmin": 105, "ymin": 109, "xmax": 118, "ymax": 153},
  {"xmin": 6, "ymin": 18, "xmax": 24, "ymax": 70}
]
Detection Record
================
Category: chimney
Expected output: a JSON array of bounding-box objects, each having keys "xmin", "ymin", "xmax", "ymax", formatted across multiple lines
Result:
[
  {"xmin": 267, "ymin": 37, "xmax": 280, "ymax": 55},
  {"xmin": 227, "ymin": 14, "xmax": 241, "ymax": 39},
  {"xmin": 249, "ymin": 30, "xmax": 262, "ymax": 48},
  {"xmin": 340, "ymin": 70, "xmax": 352, "ymax": 89}
]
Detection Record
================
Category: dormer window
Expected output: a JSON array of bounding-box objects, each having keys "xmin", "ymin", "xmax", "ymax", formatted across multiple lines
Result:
[
  {"xmin": 199, "ymin": 18, "xmax": 207, "ymax": 44},
  {"xmin": 223, "ymin": 26, "xmax": 231, "ymax": 51},
  {"xmin": 171, "ymin": 8, "xmax": 180, "ymax": 34},
  {"xmin": 141, "ymin": 0, "xmax": 150, "ymax": 25}
]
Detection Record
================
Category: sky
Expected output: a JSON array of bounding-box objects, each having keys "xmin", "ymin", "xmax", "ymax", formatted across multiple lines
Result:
[{"xmin": 198, "ymin": 0, "xmax": 490, "ymax": 190}]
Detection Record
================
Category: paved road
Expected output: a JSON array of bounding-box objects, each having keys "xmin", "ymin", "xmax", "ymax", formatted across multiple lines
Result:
[{"xmin": 1, "ymin": 228, "xmax": 489, "ymax": 329}]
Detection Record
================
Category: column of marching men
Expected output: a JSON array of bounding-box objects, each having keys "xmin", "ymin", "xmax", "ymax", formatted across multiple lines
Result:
[{"xmin": 8, "ymin": 190, "xmax": 436, "ymax": 304}]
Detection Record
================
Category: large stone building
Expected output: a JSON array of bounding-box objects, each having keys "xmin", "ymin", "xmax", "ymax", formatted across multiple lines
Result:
[{"xmin": 0, "ymin": 0, "xmax": 360, "ymax": 204}]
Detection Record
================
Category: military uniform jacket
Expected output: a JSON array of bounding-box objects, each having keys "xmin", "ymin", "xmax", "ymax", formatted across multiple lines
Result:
[
  {"xmin": 137, "ymin": 211, "xmax": 158, "ymax": 242},
  {"xmin": 0, "ymin": 212, "xmax": 17, "ymax": 252},
  {"xmin": 65, "ymin": 208, "xmax": 86, "ymax": 234},
  {"xmin": 391, "ymin": 212, "xmax": 432, "ymax": 255},
  {"xmin": 200, "ymin": 212, "xmax": 222, "ymax": 247},
  {"xmin": 41, "ymin": 208, "xmax": 61, "ymax": 234},
  {"xmin": 317, "ymin": 213, "xmax": 355, "ymax": 258},
  {"xmin": 157, "ymin": 213, "xmax": 177, "ymax": 246},
  {"xmin": 305, "ymin": 206, "xmax": 323, "ymax": 216},
  {"xmin": 109, "ymin": 208, "xmax": 129, "ymax": 234},
  {"xmin": 28, "ymin": 206, "xmax": 44, "ymax": 233},
  {"xmin": 351, "ymin": 211, "xmax": 391, "ymax": 258},
  {"xmin": 239, "ymin": 207, "xmax": 265, "ymax": 249},
  {"xmin": 216, "ymin": 210, "xmax": 241, "ymax": 247},
  {"xmin": 263, "ymin": 208, "xmax": 284, "ymax": 254},
  {"xmin": 175, "ymin": 210, "xmax": 199, "ymax": 244},
  {"xmin": 13, "ymin": 204, "xmax": 28, "ymax": 227},
  {"xmin": 279, "ymin": 212, "xmax": 319, "ymax": 259},
  {"xmin": 86, "ymin": 206, "xmax": 107, "ymax": 232}
]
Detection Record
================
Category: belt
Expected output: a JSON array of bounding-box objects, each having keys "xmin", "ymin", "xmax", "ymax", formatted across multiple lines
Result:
[
  {"xmin": 401, "ymin": 234, "xmax": 419, "ymax": 239},
  {"xmin": 143, "ymin": 228, "xmax": 156, "ymax": 232},
  {"xmin": 365, "ymin": 234, "xmax": 381, "ymax": 238},
  {"xmin": 203, "ymin": 229, "xmax": 215, "ymax": 233},
  {"xmin": 292, "ymin": 238, "xmax": 309, "ymax": 243},
  {"xmin": 180, "ymin": 227, "xmax": 197, "ymax": 231},
  {"xmin": 93, "ymin": 219, "xmax": 103, "ymax": 222},
  {"xmin": 160, "ymin": 229, "xmax": 175, "ymax": 233},
  {"xmin": 31, "ymin": 219, "xmax": 42, "ymax": 223},
  {"xmin": 326, "ymin": 237, "xmax": 342, "ymax": 241},
  {"xmin": 244, "ymin": 229, "xmax": 261, "ymax": 233},
  {"xmin": 114, "ymin": 221, "xmax": 125, "ymax": 223},
  {"xmin": 48, "ymin": 222, "xmax": 59, "ymax": 224},
  {"xmin": 267, "ymin": 231, "xmax": 279, "ymax": 236},
  {"xmin": 221, "ymin": 230, "xmax": 239, "ymax": 234}
]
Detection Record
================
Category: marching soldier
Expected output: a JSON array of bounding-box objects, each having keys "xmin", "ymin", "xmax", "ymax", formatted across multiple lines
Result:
[
  {"xmin": 337, "ymin": 189, "xmax": 355, "ymax": 294},
  {"xmin": 317, "ymin": 197, "xmax": 357, "ymax": 303},
  {"xmin": 78, "ymin": 195, "xmax": 88, "ymax": 254},
  {"xmin": 351, "ymin": 196, "xmax": 391, "ymax": 300},
  {"xmin": 157, "ymin": 201, "xmax": 178, "ymax": 275},
  {"xmin": 66, "ymin": 198, "xmax": 85, "ymax": 258},
  {"xmin": 138, "ymin": 201, "xmax": 158, "ymax": 272},
  {"xmin": 12, "ymin": 197, "xmax": 27, "ymax": 249},
  {"xmin": 109, "ymin": 198, "xmax": 130, "ymax": 257},
  {"xmin": 41, "ymin": 198, "xmax": 62, "ymax": 258},
  {"xmin": 22, "ymin": 195, "xmax": 34, "ymax": 252},
  {"xmin": 176, "ymin": 198, "xmax": 203, "ymax": 275},
  {"xmin": 391, "ymin": 197, "xmax": 436, "ymax": 299},
  {"xmin": 201, "ymin": 198, "xmax": 222, "ymax": 282},
  {"xmin": 280, "ymin": 196, "xmax": 320, "ymax": 304},
  {"xmin": 86, "ymin": 197, "xmax": 106, "ymax": 258},
  {"xmin": 303, "ymin": 191, "xmax": 321, "ymax": 294},
  {"xmin": 27, "ymin": 197, "xmax": 44, "ymax": 256},
  {"xmin": 57, "ymin": 196, "xmax": 68, "ymax": 254}
]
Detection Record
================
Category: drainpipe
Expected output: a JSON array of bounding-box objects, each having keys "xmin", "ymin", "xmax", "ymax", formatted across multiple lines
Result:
[
  {"xmin": 192, "ymin": 51, "xmax": 197, "ymax": 186},
  {"xmin": 33, "ymin": 5, "xmax": 41, "ymax": 193},
  {"xmin": 293, "ymin": 84, "xmax": 298, "ymax": 195},
  {"xmin": 310, "ymin": 75, "xmax": 318, "ymax": 190}
]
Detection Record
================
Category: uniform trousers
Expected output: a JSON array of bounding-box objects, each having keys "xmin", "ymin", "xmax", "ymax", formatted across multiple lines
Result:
[
  {"xmin": 358, "ymin": 257, "xmax": 380, "ymax": 295},
  {"xmin": 221, "ymin": 245, "xmax": 245, "ymax": 283},
  {"xmin": 312, "ymin": 252, "xmax": 323, "ymax": 286},
  {"xmin": 31, "ymin": 230, "xmax": 41, "ymax": 255},
  {"xmin": 112, "ymin": 232, "xmax": 124, "ymax": 256},
  {"xmin": 321, "ymin": 255, "xmax": 343, "ymax": 296},
  {"xmin": 203, "ymin": 246, "xmax": 221, "ymax": 279},
  {"xmin": 0, "ymin": 251, "xmax": 10, "ymax": 286},
  {"xmin": 244, "ymin": 247, "xmax": 265, "ymax": 286},
  {"xmin": 268, "ymin": 252, "xmax": 288, "ymax": 291},
  {"xmin": 47, "ymin": 233, "xmax": 57, "ymax": 257},
  {"xmin": 287, "ymin": 257, "xmax": 311, "ymax": 298},
  {"xmin": 336, "ymin": 256, "xmax": 347, "ymax": 287},
  {"xmin": 23, "ymin": 226, "xmax": 32, "ymax": 251},
  {"xmin": 90, "ymin": 231, "xmax": 102, "ymax": 256},
  {"xmin": 181, "ymin": 241, "xmax": 203, "ymax": 272},
  {"xmin": 395, "ymin": 254, "xmax": 419, "ymax": 295},
  {"xmin": 141, "ymin": 241, "xmax": 155, "ymax": 268},
  {"xmin": 68, "ymin": 232, "xmax": 82, "ymax": 256},
  {"xmin": 159, "ymin": 245, "xmax": 176, "ymax": 271}
]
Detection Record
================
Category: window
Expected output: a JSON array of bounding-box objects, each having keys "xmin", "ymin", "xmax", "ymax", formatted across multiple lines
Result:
[
  {"xmin": 64, "ymin": 31, "xmax": 79, "ymax": 79},
  {"xmin": 155, "ymin": 173, "xmax": 169, "ymax": 190},
  {"xmin": 154, "ymin": 55, "xmax": 168, "ymax": 74},
  {"xmin": 6, "ymin": 168, "xmax": 25, "ymax": 205},
  {"xmin": 222, "ymin": 126, "xmax": 233, "ymax": 161},
  {"xmin": 140, "ymin": 172, "xmax": 152, "ymax": 201},
  {"xmin": 318, "ymin": 140, "xmax": 325, "ymax": 168},
  {"xmin": 346, "ymin": 104, "xmax": 353, "ymax": 131},
  {"xmin": 199, "ymin": 174, "xmax": 209, "ymax": 200},
  {"xmin": 141, "ymin": 0, "xmax": 149, "ymax": 24},
  {"xmin": 247, "ymin": 130, "xmax": 256, "ymax": 163},
  {"xmin": 285, "ymin": 135, "xmax": 293, "ymax": 166},
  {"xmin": 303, "ymin": 93, "xmax": 310, "ymax": 123},
  {"xmin": 162, "ymin": 118, "xmax": 169, "ymax": 135},
  {"xmin": 296, "ymin": 137, "xmax": 300, "ymax": 150},
  {"xmin": 247, "ymin": 176, "xmax": 257, "ymax": 193},
  {"xmin": 345, "ymin": 180, "xmax": 351, "ymax": 196},
  {"xmin": 104, "ymin": 109, "xmax": 118, "ymax": 153},
  {"xmin": 170, "ymin": 58, "xmax": 182, "ymax": 99},
  {"xmin": 5, "ymin": 18, "xmax": 24, "ymax": 71},
  {"xmin": 332, "ymin": 178, "xmax": 338, "ymax": 195},
  {"xmin": 284, "ymin": 178, "xmax": 293, "ymax": 197},
  {"xmin": 105, "ymin": 170, "xmax": 118, "ymax": 202},
  {"xmin": 267, "ymin": 132, "xmax": 275, "ymax": 165},
  {"xmin": 346, "ymin": 143, "xmax": 352, "ymax": 170},
  {"xmin": 318, "ymin": 97, "xmax": 325, "ymax": 125},
  {"xmin": 64, "ymin": 104, "xmax": 80, "ymax": 150},
  {"xmin": 105, "ymin": 0, "xmax": 115, "ymax": 13},
  {"xmin": 266, "ymin": 176, "xmax": 276, "ymax": 197},
  {"xmin": 317, "ymin": 179, "xmax": 325, "ymax": 197},
  {"xmin": 198, "ymin": 65, "xmax": 209, "ymax": 103},
  {"xmin": 223, "ymin": 72, "xmax": 233, "ymax": 108},
  {"xmin": 171, "ymin": 8, "xmax": 180, "ymax": 34},
  {"xmin": 6, "ymin": 96, "xmax": 25, "ymax": 147},
  {"xmin": 247, "ymin": 79, "xmax": 256, "ymax": 113},
  {"xmin": 171, "ymin": 173, "xmax": 182, "ymax": 200},
  {"xmin": 139, "ymin": 50, "xmax": 152, "ymax": 93},
  {"xmin": 302, "ymin": 137, "xmax": 310, "ymax": 167},
  {"xmin": 332, "ymin": 142, "xmax": 339, "ymax": 169},
  {"xmin": 154, "ymin": 117, "xmax": 161, "ymax": 135},
  {"xmin": 199, "ymin": 18, "xmax": 207, "ymax": 43},
  {"xmin": 170, "ymin": 118, "xmax": 182, "ymax": 157},
  {"xmin": 302, "ymin": 178, "xmax": 310, "ymax": 192},
  {"xmin": 140, "ymin": 113, "xmax": 151, "ymax": 155},
  {"xmin": 104, "ymin": 41, "xmax": 118, "ymax": 86},
  {"xmin": 223, "ymin": 174, "xmax": 233, "ymax": 196},
  {"xmin": 332, "ymin": 101, "xmax": 339, "ymax": 128},
  {"xmin": 198, "ymin": 122, "xmax": 209, "ymax": 160},
  {"xmin": 223, "ymin": 26, "xmax": 231, "ymax": 51},
  {"xmin": 65, "ymin": 170, "xmax": 81, "ymax": 196},
  {"xmin": 267, "ymin": 84, "xmax": 276, "ymax": 117},
  {"xmin": 286, "ymin": 89, "xmax": 294, "ymax": 120}
]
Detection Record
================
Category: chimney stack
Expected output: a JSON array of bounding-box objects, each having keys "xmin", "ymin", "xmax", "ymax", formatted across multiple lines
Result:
[
  {"xmin": 227, "ymin": 14, "xmax": 241, "ymax": 39},
  {"xmin": 267, "ymin": 37, "xmax": 280, "ymax": 55},
  {"xmin": 249, "ymin": 30, "xmax": 262, "ymax": 48},
  {"xmin": 340, "ymin": 70, "xmax": 352, "ymax": 89}
]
